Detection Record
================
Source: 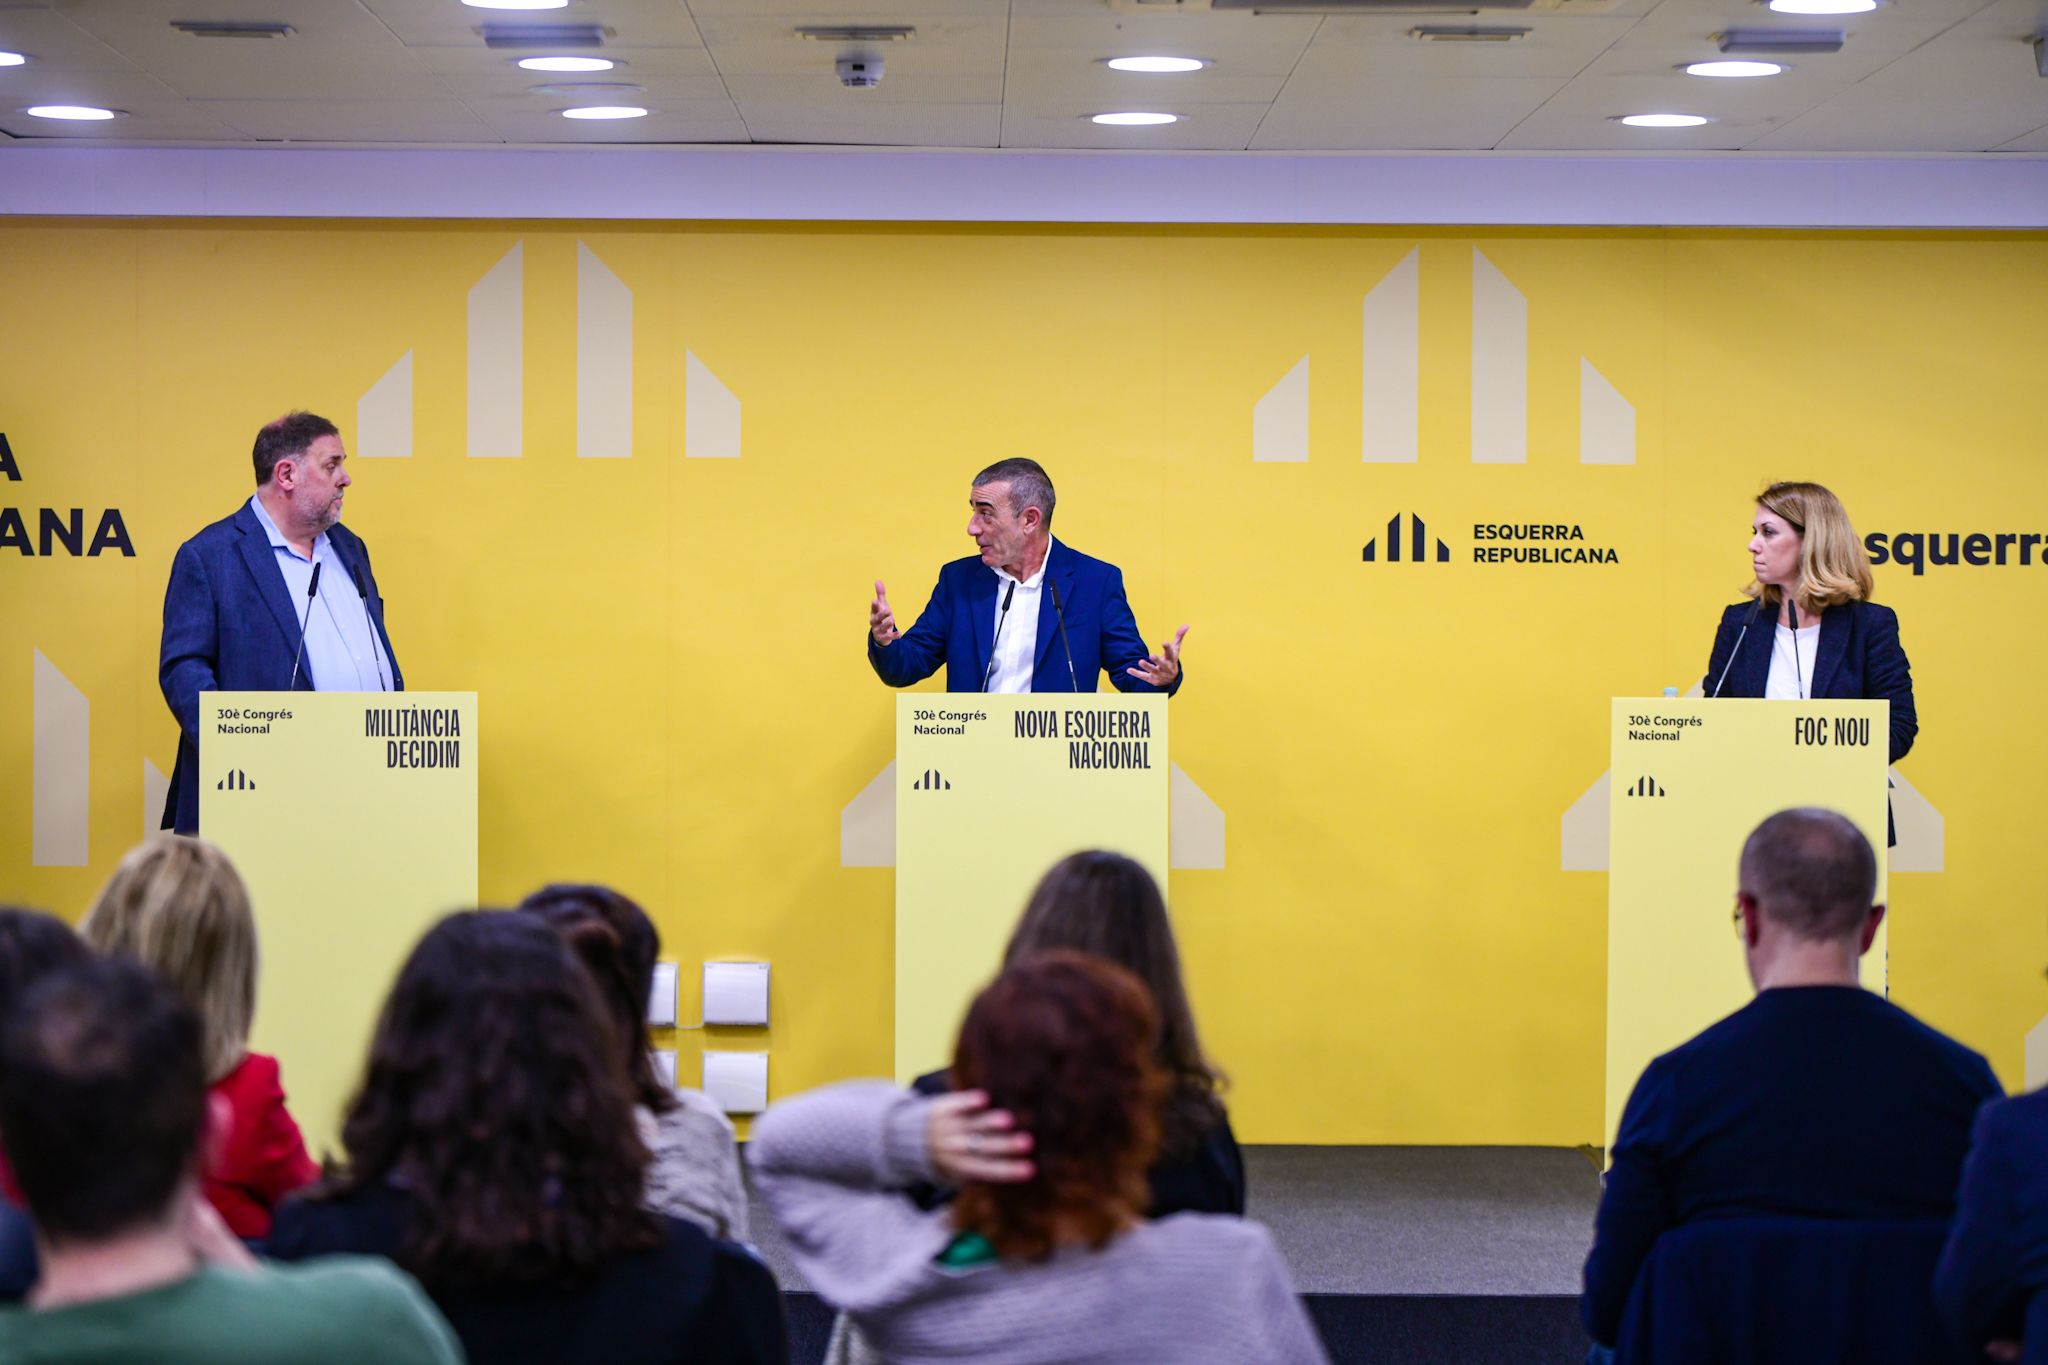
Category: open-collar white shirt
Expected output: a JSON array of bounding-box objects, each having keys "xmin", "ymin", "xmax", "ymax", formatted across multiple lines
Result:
[{"xmin": 984, "ymin": 541, "xmax": 1053, "ymax": 693}]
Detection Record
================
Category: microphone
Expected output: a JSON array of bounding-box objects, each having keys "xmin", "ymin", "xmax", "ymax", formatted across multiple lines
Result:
[
  {"xmin": 287, "ymin": 561, "xmax": 322, "ymax": 691},
  {"xmin": 347, "ymin": 561, "xmax": 391, "ymax": 692},
  {"xmin": 1048, "ymin": 578, "xmax": 1079, "ymax": 693},
  {"xmin": 981, "ymin": 581, "xmax": 1017, "ymax": 693},
  {"xmin": 1708, "ymin": 597, "xmax": 1762, "ymax": 699}
]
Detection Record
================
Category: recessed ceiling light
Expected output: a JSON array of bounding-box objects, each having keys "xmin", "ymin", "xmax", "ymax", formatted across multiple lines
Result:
[
  {"xmin": 518, "ymin": 56, "xmax": 615, "ymax": 72},
  {"xmin": 26, "ymin": 105, "xmax": 122, "ymax": 121},
  {"xmin": 463, "ymin": 0, "xmax": 569, "ymax": 10},
  {"xmin": 561, "ymin": 105, "xmax": 647, "ymax": 120},
  {"xmin": 0, "ymin": 52, "xmax": 29, "ymax": 67},
  {"xmin": 1617, "ymin": 113, "xmax": 1713, "ymax": 127},
  {"xmin": 1684, "ymin": 59, "xmax": 1785, "ymax": 76},
  {"xmin": 1091, "ymin": 111, "xmax": 1178, "ymax": 126},
  {"xmin": 1104, "ymin": 56, "xmax": 1207, "ymax": 73},
  {"xmin": 1766, "ymin": 0, "xmax": 1877, "ymax": 14}
]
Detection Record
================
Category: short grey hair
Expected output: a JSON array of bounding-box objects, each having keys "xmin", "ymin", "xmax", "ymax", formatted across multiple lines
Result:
[
  {"xmin": 1738, "ymin": 808, "xmax": 1877, "ymax": 942},
  {"xmin": 973, "ymin": 459, "xmax": 1056, "ymax": 530}
]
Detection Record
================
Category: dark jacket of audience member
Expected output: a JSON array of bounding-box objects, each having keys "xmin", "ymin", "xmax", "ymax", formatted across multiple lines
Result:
[
  {"xmin": 0, "ymin": 955, "xmax": 460, "ymax": 1364},
  {"xmin": 915, "ymin": 850, "xmax": 1243, "ymax": 1218},
  {"xmin": 267, "ymin": 911, "xmax": 787, "ymax": 1365},
  {"xmin": 752, "ymin": 952, "xmax": 1327, "ymax": 1365},
  {"xmin": 1581, "ymin": 808, "xmax": 2004, "ymax": 1347},
  {"xmin": 1935, "ymin": 1087, "xmax": 2048, "ymax": 1356}
]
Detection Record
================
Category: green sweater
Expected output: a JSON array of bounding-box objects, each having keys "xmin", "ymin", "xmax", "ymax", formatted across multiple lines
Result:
[{"xmin": 0, "ymin": 1259, "xmax": 462, "ymax": 1364}]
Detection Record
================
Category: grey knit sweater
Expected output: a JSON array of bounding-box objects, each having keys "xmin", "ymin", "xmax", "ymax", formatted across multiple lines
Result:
[{"xmin": 749, "ymin": 1082, "xmax": 1330, "ymax": 1365}]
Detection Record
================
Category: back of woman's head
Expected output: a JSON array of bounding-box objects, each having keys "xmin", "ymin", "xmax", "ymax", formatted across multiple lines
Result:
[
  {"xmin": 1005, "ymin": 851, "xmax": 1224, "ymax": 1152},
  {"xmin": 337, "ymin": 910, "xmax": 657, "ymax": 1288},
  {"xmin": 80, "ymin": 835, "xmax": 255, "ymax": 1083},
  {"xmin": 517, "ymin": 883, "xmax": 673, "ymax": 1113},
  {"xmin": 0, "ymin": 907, "xmax": 90, "ymax": 1010},
  {"xmin": 950, "ymin": 949, "xmax": 1167, "ymax": 1261}
]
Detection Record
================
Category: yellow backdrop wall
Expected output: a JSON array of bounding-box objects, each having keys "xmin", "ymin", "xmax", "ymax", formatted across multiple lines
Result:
[{"xmin": 3, "ymin": 220, "xmax": 2044, "ymax": 1145}]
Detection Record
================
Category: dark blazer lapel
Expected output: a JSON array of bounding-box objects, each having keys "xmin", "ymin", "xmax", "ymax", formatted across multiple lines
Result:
[
  {"xmin": 968, "ymin": 562, "xmax": 998, "ymax": 681},
  {"xmin": 1726, "ymin": 602, "xmax": 1773, "ymax": 698},
  {"xmin": 233, "ymin": 504, "xmax": 304, "ymax": 650},
  {"xmin": 1810, "ymin": 604, "xmax": 1850, "ymax": 699},
  {"xmin": 1033, "ymin": 542, "xmax": 1075, "ymax": 682}
]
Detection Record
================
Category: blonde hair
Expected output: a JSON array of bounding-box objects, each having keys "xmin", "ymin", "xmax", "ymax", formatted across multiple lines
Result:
[
  {"xmin": 81, "ymin": 835, "xmax": 256, "ymax": 1083},
  {"xmin": 1744, "ymin": 481, "xmax": 1874, "ymax": 616}
]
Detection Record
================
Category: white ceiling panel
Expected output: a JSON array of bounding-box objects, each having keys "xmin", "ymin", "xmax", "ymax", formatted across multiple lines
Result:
[
  {"xmin": 1002, "ymin": 101, "xmax": 1270, "ymax": 150},
  {"xmin": 1254, "ymin": 75, "xmax": 1568, "ymax": 149},
  {"xmin": 0, "ymin": 65, "xmax": 180, "ymax": 107},
  {"xmin": 721, "ymin": 71, "xmax": 1001, "ymax": 104},
  {"xmin": 690, "ymin": 13, "xmax": 1006, "ymax": 76},
  {"xmin": 1006, "ymin": 62, "xmax": 1292, "ymax": 108},
  {"xmin": 1297, "ymin": 13, "xmax": 1645, "ymax": 80},
  {"xmin": 411, "ymin": 45, "xmax": 722, "ymax": 81},
  {"xmin": 470, "ymin": 100, "xmax": 749, "ymax": 143},
  {"xmin": 1005, "ymin": 3, "xmax": 1321, "ymax": 54},
  {"xmin": 1498, "ymin": 70, "xmax": 1837, "ymax": 148},
  {"xmin": 737, "ymin": 99, "xmax": 1000, "ymax": 146},
  {"xmin": 1996, "ymin": 123, "xmax": 2048, "ymax": 151},
  {"xmin": 0, "ymin": 7, "xmax": 140, "ymax": 71},
  {"xmin": 684, "ymin": 0, "xmax": 1006, "ymax": 15},
  {"xmin": 448, "ymin": 72, "xmax": 734, "ymax": 104},
  {"xmin": 0, "ymin": 90, "xmax": 240, "ymax": 141},
  {"xmin": 358, "ymin": 0, "xmax": 708, "ymax": 48},
  {"xmin": 198, "ymin": 97, "xmax": 499, "ymax": 143},
  {"xmin": 1748, "ymin": 18, "xmax": 2048, "ymax": 151}
]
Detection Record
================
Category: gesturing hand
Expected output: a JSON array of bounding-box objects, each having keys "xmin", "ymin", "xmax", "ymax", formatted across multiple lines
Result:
[
  {"xmin": 1128, "ymin": 624, "xmax": 1189, "ymax": 688},
  {"xmin": 870, "ymin": 580, "xmax": 900, "ymax": 646},
  {"xmin": 927, "ymin": 1089, "xmax": 1034, "ymax": 1186}
]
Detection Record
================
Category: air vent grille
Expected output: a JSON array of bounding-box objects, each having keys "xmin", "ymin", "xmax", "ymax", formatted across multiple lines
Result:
[
  {"xmin": 171, "ymin": 20, "xmax": 294, "ymax": 39},
  {"xmin": 479, "ymin": 23, "xmax": 608, "ymax": 50}
]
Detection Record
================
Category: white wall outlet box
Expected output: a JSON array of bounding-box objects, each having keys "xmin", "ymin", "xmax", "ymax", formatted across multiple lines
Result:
[
  {"xmin": 702, "ymin": 960, "xmax": 769, "ymax": 1026},
  {"xmin": 650, "ymin": 1048, "xmax": 678, "ymax": 1092},
  {"xmin": 647, "ymin": 960, "xmax": 678, "ymax": 1027},
  {"xmin": 703, "ymin": 1051, "xmax": 769, "ymax": 1114}
]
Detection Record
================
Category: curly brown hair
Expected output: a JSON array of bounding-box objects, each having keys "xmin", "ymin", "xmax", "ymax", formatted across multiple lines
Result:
[
  {"xmin": 1005, "ymin": 851, "xmax": 1226, "ymax": 1158},
  {"xmin": 950, "ymin": 950, "xmax": 1167, "ymax": 1261},
  {"xmin": 322, "ymin": 911, "xmax": 660, "ymax": 1288}
]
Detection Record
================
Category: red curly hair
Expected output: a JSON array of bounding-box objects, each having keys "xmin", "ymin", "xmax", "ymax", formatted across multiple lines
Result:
[{"xmin": 949, "ymin": 950, "xmax": 1168, "ymax": 1261}]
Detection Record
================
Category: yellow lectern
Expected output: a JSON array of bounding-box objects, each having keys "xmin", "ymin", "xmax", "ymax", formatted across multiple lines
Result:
[
  {"xmin": 1606, "ymin": 697, "xmax": 1888, "ymax": 1147},
  {"xmin": 200, "ymin": 692, "xmax": 477, "ymax": 1156},
  {"xmin": 895, "ymin": 694, "xmax": 1168, "ymax": 1081}
]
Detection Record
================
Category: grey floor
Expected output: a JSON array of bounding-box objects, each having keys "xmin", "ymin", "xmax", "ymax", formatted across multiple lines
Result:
[{"xmin": 748, "ymin": 1145, "xmax": 1603, "ymax": 1297}]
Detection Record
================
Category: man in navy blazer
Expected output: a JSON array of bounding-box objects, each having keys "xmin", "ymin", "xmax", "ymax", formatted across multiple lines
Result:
[
  {"xmin": 1581, "ymin": 808, "xmax": 2001, "ymax": 1350},
  {"xmin": 867, "ymin": 459, "xmax": 1186, "ymax": 695},
  {"xmin": 159, "ymin": 412, "xmax": 402, "ymax": 834},
  {"xmin": 1934, "ymin": 1087, "xmax": 2047, "ymax": 1360}
]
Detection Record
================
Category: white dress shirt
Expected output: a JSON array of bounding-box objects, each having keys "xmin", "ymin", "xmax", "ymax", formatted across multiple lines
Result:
[{"xmin": 984, "ymin": 544, "xmax": 1052, "ymax": 693}]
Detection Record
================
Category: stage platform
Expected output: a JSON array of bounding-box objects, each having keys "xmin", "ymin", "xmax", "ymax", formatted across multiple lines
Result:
[{"xmin": 748, "ymin": 1144, "xmax": 1605, "ymax": 1364}]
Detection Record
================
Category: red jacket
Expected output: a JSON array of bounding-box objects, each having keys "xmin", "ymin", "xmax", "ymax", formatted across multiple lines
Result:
[{"xmin": 205, "ymin": 1051, "xmax": 319, "ymax": 1239}]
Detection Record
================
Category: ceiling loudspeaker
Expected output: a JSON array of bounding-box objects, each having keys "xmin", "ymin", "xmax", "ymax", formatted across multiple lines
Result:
[
  {"xmin": 171, "ymin": 21, "xmax": 294, "ymax": 39},
  {"xmin": 1718, "ymin": 27, "xmax": 1845, "ymax": 54},
  {"xmin": 478, "ymin": 24, "xmax": 608, "ymax": 49}
]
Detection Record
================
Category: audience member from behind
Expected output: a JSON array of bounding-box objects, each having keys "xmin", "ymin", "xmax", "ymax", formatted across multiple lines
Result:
[
  {"xmin": 751, "ymin": 950, "xmax": 1328, "ymax": 1365},
  {"xmin": 520, "ymin": 884, "xmax": 748, "ymax": 1240},
  {"xmin": 81, "ymin": 835, "xmax": 318, "ymax": 1240},
  {"xmin": 266, "ymin": 911, "xmax": 787, "ymax": 1365},
  {"xmin": 1581, "ymin": 808, "xmax": 2004, "ymax": 1347},
  {"xmin": 0, "ymin": 908, "xmax": 93, "ymax": 1300},
  {"xmin": 1933, "ymin": 1078, "xmax": 2047, "ymax": 1361},
  {"xmin": 0, "ymin": 956, "xmax": 460, "ymax": 1363},
  {"xmin": 915, "ymin": 850, "xmax": 1241, "ymax": 1216}
]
